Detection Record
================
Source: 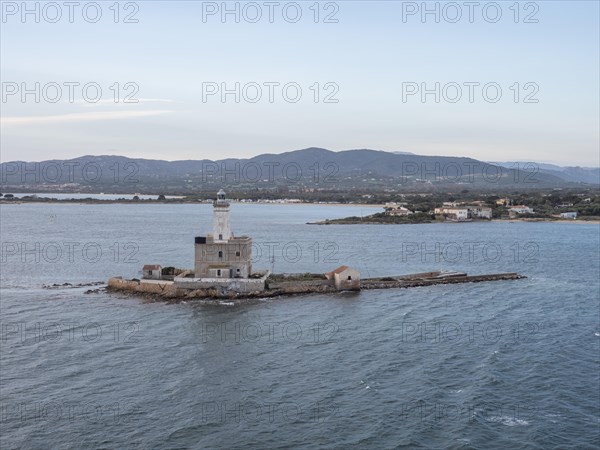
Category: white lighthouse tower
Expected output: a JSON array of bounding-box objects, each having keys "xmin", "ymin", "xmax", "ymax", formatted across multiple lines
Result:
[{"xmin": 212, "ymin": 188, "xmax": 231, "ymax": 242}]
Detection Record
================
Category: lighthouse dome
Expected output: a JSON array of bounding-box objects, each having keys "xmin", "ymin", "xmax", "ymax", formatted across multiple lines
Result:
[{"xmin": 214, "ymin": 189, "xmax": 229, "ymax": 207}]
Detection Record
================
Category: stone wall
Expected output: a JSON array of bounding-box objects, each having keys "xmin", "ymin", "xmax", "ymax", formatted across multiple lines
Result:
[
  {"xmin": 174, "ymin": 277, "xmax": 265, "ymax": 294},
  {"xmin": 108, "ymin": 277, "xmax": 176, "ymax": 295},
  {"xmin": 267, "ymin": 279, "xmax": 331, "ymax": 293}
]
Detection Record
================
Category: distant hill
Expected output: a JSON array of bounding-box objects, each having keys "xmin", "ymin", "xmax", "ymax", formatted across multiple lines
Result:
[
  {"xmin": 491, "ymin": 161, "xmax": 600, "ymax": 185},
  {"xmin": 0, "ymin": 148, "xmax": 593, "ymax": 194}
]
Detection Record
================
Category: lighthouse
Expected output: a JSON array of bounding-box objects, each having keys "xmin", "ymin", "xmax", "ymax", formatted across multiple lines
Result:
[
  {"xmin": 194, "ymin": 189, "xmax": 253, "ymax": 279},
  {"xmin": 213, "ymin": 189, "xmax": 231, "ymax": 242}
]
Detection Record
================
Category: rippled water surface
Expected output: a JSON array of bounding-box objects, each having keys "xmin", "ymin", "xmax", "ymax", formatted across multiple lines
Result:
[{"xmin": 1, "ymin": 203, "xmax": 599, "ymax": 449}]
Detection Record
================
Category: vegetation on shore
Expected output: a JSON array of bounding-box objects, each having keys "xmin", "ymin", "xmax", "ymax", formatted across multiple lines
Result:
[
  {"xmin": 316, "ymin": 212, "xmax": 437, "ymax": 224},
  {"xmin": 311, "ymin": 190, "xmax": 600, "ymax": 224},
  {"xmin": 315, "ymin": 213, "xmax": 600, "ymax": 225}
]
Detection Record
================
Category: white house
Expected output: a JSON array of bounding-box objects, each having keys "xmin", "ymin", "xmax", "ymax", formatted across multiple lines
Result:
[
  {"xmin": 435, "ymin": 207, "xmax": 469, "ymax": 221},
  {"xmin": 384, "ymin": 205, "xmax": 413, "ymax": 216},
  {"xmin": 560, "ymin": 212, "xmax": 577, "ymax": 219},
  {"xmin": 509, "ymin": 205, "xmax": 534, "ymax": 215},
  {"xmin": 435, "ymin": 203, "xmax": 492, "ymax": 220},
  {"xmin": 467, "ymin": 206, "xmax": 493, "ymax": 219}
]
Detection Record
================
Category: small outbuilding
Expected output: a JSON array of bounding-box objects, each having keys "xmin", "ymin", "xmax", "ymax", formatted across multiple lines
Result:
[
  {"xmin": 325, "ymin": 265, "xmax": 361, "ymax": 291},
  {"xmin": 142, "ymin": 264, "xmax": 162, "ymax": 280}
]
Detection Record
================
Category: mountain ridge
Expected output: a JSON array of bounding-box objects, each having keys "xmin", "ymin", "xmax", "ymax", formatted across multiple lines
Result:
[{"xmin": 1, "ymin": 148, "xmax": 597, "ymax": 193}]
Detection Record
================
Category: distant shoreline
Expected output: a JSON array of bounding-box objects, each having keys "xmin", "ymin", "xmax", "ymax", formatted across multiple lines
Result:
[
  {"xmin": 0, "ymin": 198, "xmax": 383, "ymax": 207},
  {"xmin": 493, "ymin": 218, "xmax": 600, "ymax": 224},
  {"xmin": 310, "ymin": 217, "xmax": 600, "ymax": 225},
  {"xmin": 1, "ymin": 198, "xmax": 597, "ymax": 223}
]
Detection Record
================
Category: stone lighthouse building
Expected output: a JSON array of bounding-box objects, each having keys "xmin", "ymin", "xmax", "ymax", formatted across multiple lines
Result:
[{"xmin": 194, "ymin": 189, "xmax": 253, "ymax": 278}]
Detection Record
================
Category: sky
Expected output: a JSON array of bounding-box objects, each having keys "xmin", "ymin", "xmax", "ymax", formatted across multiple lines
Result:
[{"xmin": 1, "ymin": 1, "xmax": 599, "ymax": 166}]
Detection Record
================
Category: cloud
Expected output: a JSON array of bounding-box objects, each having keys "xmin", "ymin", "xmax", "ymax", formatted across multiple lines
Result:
[
  {"xmin": 1, "ymin": 110, "xmax": 173, "ymax": 126},
  {"xmin": 76, "ymin": 98, "xmax": 178, "ymax": 106}
]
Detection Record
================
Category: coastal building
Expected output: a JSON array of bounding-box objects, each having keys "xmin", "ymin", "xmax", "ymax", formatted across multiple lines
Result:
[
  {"xmin": 560, "ymin": 212, "xmax": 577, "ymax": 219},
  {"xmin": 385, "ymin": 202, "xmax": 408, "ymax": 207},
  {"xmin": 194, "ymin": 189, "xmax": 253, "ymax": 278},
  {"xmin": 468, "ymin": 206, "xmax": 493, "ymax": 219},
  {"xmin": 509, "ymin": 205, "xmax": 534, "ymax": 215},
  {"xmin": 435, "ymin": 207, "xmax": 470, "ymax": 221},
  {"xmin": 434, "ymin": 205, "xmax": 492, "ymax": 220},
  {"xmin": 496, "ymin": 198, "xmax": 512, "ymax": 206},
  {"xmin": 384, "ymin": 204, "xmax": 413, "ymax": 216},
  {"xmin": 142, "ymin": 265, "xmax": 162, "ymax": 280},
  {"xmin": 325, "ymin": 266, "xmax": 360, "ymax": 291}
]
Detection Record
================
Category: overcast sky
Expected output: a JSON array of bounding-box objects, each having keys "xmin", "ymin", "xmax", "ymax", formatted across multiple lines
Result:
[{"xmin": 1, "ymin": 1, "xmax": 598, "ymax": 166}]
